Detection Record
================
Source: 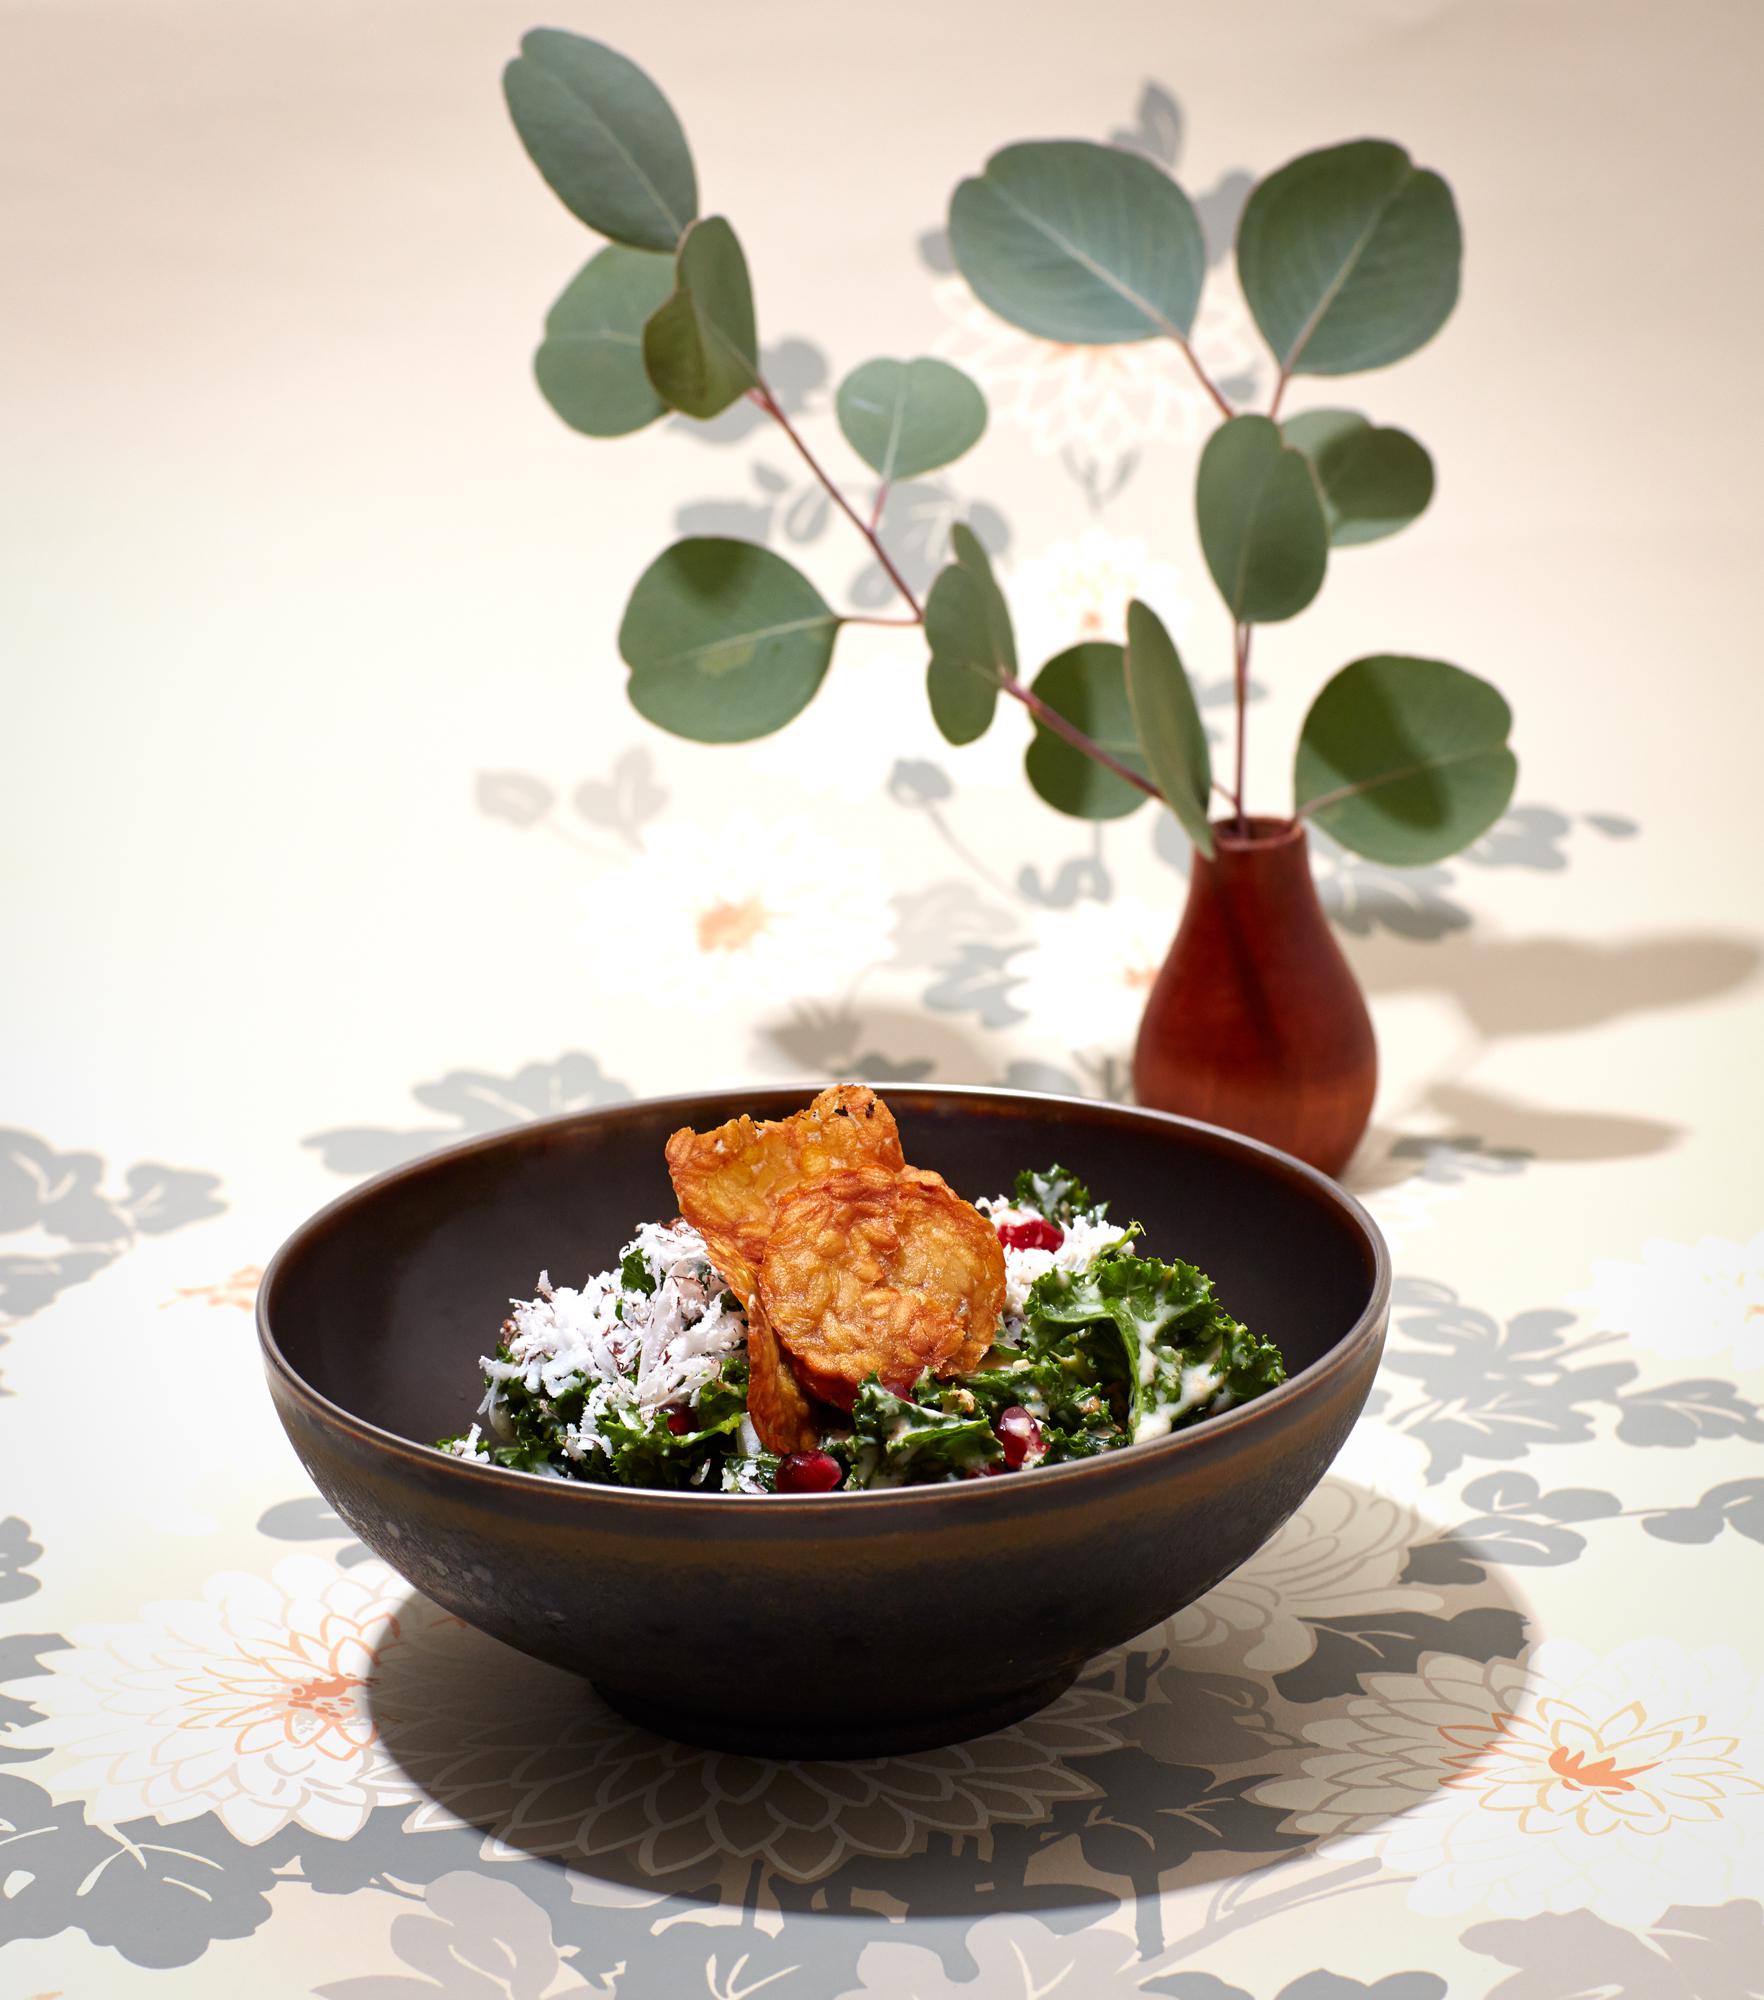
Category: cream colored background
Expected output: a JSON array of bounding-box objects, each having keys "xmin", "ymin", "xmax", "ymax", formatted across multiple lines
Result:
[{"xmin": 4, "ymin": 0, "xmax": 1763, "ymax": 1992}]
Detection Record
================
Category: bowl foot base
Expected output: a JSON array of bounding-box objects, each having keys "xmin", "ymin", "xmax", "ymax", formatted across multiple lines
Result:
[{"xmin": 592, "ymin": 1666, "xmax": 1083, "ymax": 1760}]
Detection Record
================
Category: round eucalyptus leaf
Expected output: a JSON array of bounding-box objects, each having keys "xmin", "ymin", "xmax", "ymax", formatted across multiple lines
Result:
[
  {"xmin": 503, "ymin": 30, "xmax": 698, "ymax": 253},
  {"xmin": 949, "ymin": 523, "xmax": 1016, "ymax": 675},
  {"xmin": 1236, "ymin": 139, "xmax": 1461, "ymax": 377},
  {"xmin": 924, "ymin": 564, "xmax": 1002, "ymax": 746},
  {"xmin": 836, "ymin": 358, "xmax": 988, "ymax": 482},
  {"xmin": 1282, "ymin": 408, "xmax": 1434, "ymax": 544},
  {"xmin": 949, "ymin": 140, "xmax": 1206, "ymax": 344},
  {"xmin": 1024, "ymin": 642, "xmax": 1151, "ymax": 820},
  {"xmin": 534, "ymin": 245, "xmax": 676, "ymax": 437},
  {"xmin": 1295, "ymin": 654, "xmax": 1517, "ymax": 864},
  {"xmin": 642, "ymin": 217, "xmax": 759, "ymax": 420},
  {"xmin": 1124, "ymin": 600, "xmax": 1213, "ymax": 857},
  {"xmin": 618, "ymin": 539, "xmax": 839, "ymax": 742},
  {"xmin": 1197, "ymin": 415, "xmax": 1329, "ymax": 623}
]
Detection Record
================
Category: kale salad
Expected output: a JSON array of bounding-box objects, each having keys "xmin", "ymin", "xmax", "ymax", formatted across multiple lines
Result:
[{"xmin": 440, "ymin": 1163, "xmax": 1285, "ymax": 1495}]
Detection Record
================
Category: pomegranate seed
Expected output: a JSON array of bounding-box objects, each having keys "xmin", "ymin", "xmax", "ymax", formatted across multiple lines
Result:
[
  {"xmin": 666, "ymin": 1409, "xmax": 694, "ymax": 1435},
  {"xmin": 997, "ymin": 1217, "xmax": 1064, "ymax": 1253},
  {"xmin": 776, "ymin": 1450, "xmax": 843, "ymax": 1494},
  {"xmin": 994, "ymin": 1405, "xmax": 1042, "ymax": 1469}
]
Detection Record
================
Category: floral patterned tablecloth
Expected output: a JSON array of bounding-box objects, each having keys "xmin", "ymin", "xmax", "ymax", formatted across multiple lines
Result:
[{"xmin": 5, "ymin": 1, "xmax": 1762, "ymax": 1993}]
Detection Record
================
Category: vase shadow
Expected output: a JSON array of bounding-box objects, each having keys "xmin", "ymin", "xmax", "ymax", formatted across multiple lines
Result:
[
  {"xmin": 1340, "ymin": 929, "xmax": 1757, "ymax": 1177},
  {"xmin": 1349, "ymin": 930, "xmax": 1759, "ymax": 1040},
  {"xmin": 362, "ymin": 1477, "xmax": 1535, "ymax": 1925}
]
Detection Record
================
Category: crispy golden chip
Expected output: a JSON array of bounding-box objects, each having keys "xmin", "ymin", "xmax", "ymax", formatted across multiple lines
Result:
[
  {"xmin": 758, "ymin": 1165, "xmax": 1006, "ymax": 1411},
  {"xmin": 744, "ymin": 1300, "xmax": 825, "ymax": 1455},
  {"xmin": 665, "ymin": 1085, "xmax": 904, "ymax": 1304}
]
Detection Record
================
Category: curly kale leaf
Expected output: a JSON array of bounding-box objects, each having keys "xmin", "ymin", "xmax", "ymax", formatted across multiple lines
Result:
[
  {"xmin": 925, "ymin": 1351, "xmax": 1121, "ymax": 1439},
  {"xmin": 692, "ymin": 1354, "xmax": 749, "ymax": 1429},
  {"xmin": 842, "ymin": 1379, "xmax": 1003, "ymax": 1486},
  {"xmin": 1011, "ymin": 1163, "xmax": 1098, "ymax": 1225},
  {"xmin": 1020, "ymin": 1251, "xmax": 1282, "ymax": 1437}
]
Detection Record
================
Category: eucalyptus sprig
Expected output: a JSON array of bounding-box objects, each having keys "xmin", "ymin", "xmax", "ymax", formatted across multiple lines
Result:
[{"xmin": 505, "ymin": 29, "xmax": 1517, "ymax": 864}]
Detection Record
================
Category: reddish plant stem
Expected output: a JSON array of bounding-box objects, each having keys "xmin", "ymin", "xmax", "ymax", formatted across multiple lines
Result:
[
  {"xmin": 752, "ymin": 383, "xmax": 1169, "ymax": 808},
  {"xmin": 868, "ymin": 480, "xmax": 891, "ymax": 533},
  {"xmin": 1232, "ymin": 623, "xmax": 1253, "ymax": 833},
  {"xmin": 1171, "ymin": 331, "xmax": 1235, "ymax": 420},
  {"xmin": 751, "ymin": 386, "xmax": 922, "ymax": 616},
  {"xmin": 1000, "ymin": 675, "xmax": 1163, "ymax": 804},
  {"xmin": 1268, "ymin": 366, "xmax": 1291, "ymax": 421}
]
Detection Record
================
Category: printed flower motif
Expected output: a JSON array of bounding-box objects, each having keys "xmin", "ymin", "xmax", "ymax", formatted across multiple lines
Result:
[
  {"xmin": 1256, "ymin": 1638, "xmax": 1764, "ymax": 1924},
  {"xmin": 1160, "ymin": 1452, "xmax": 1435, "ymax": 1674},
  {"xmin": 580, "ymin": 814, "xmax": 886, "ymax": 1007},
  {"xmin": 835, "ymin": 1911, "xmax": 1143, "ymax": 1999},
  {"xmin": 931, "ymin": 268, "xmax": 1263, "ymax": 464},
  {"xmin": 1005, "ymin": 529, "xmax": 1195, "ymax": 664},
  {"xmin": 315, "ymin": 1869, "xmax": 591, "ymax": 2000},
  {"xmin": 367, "ymin": 1612, "xmax": 1133, "ymax": 1887},
  {"xmin": 15, "ymin": 1555, "xmax": 449, "ymax": 1844},
  {"xmin": 1009, "ymin": 895, "xmax": 1175, "ymax": 1053},
  {"xmin": 1570, "ymin": 1231, "xmax": 1764, "ymax": 1372},
  {"xmin": 163, "ymin": 1265, "xmax": 262, "ymax": 1310}
]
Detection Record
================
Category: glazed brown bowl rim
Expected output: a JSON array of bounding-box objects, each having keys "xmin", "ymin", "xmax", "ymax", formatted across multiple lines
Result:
[{"xmin": 257, "ymin": 1083, "xmax": 1391, "ymax": 1514}]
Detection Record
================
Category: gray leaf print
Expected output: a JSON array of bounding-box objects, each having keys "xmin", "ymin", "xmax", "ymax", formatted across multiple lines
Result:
[
  {"xmin": 0, "ymin": 1517, "xmax": 43, "ymax": 1605},
  {"xmin": 572, "ymin": 747, "xmax": 666, "ymax": 848},
  {"xmin": 887, "ymin": 757, "xmax": 954, "ymax": 808},
  {"xmin": 889, "ymin": 882, "xmax": 1021, "ymax": 970},
  {"xmin": 1155, "ymin": 1976, "xmax": 1446, "ymax": 2000},
  {"xmin": 112, "ymin": 1162, "xmax": 226, "ymax": 1236},
  {"xmin": 676, "ymin": 494, "xmax": 775, "ymax": 541},
  {"xmin": 851, "ymin": 485, "xmax": 1009, "ymax": 608},
  {"xmin": 1192, "ymin": 169, "xmax": 1256, "ymax": 268},
  {"xmin": 303, "ymin": 1053, "xmax": 633, "ymax": 1176},
  {"xmin": 316, "ymin": 1869, "xmax": 588, "ymax": 2000},
  {"xmin": 1108, "ymin": 80, "xmax": 1183, "ymax": 165},
  {"xmin": 1461, "ymin": 804, "xmax": 1573, "ymax": 872},
  {"xmin": 0, "ymin": 1131, "xmax": 225, "ymax": 1348},
  {"xmin": 1584, "ymin": 812, "xmax": 1641, "ymax": 839},
  {"xmin": 922, "ymin": 942, "xmax": 1030, "ymax": 1028},
  {"xmin": 0, "ymin": 1773, "xmax": 279, "ymax": 1969},
  {"xmin": 1640, "ymin": 1479, "xmax": 1764, "ymax": 1546},
  {"xmin": 0, "ymin": 1630, "xmax": 70, "ymax": 1747},
  {"xmin": 1463, "ymin": 1901, "xmax": 1764, "ymax": 2000},
  {"xmin": 1402, "ymin": 1470, "xmax": 1621, "ymax": 1582},
  {"xmin": 678, "ymin": 336, "xmax": 829, "ymax": 444},
  {"xmin": 1273, "ymin": 1607, "xmax": 1529, "ymax": 1705},
  {"xmin": 1611, "ymin": 1379, "xmax": 1764, "ymax": 1449},
  {"xmin": 1017, "ymin": 850, "xmax": 1114, "ymax": 908},
  {"xmin": 0, "ymin": 1248, "xmax": 118, "ymax": 1326},
  {"xmin": 1312, "ymin": 840, "xmax": 1472, "ymax": 942},
  {"xmin": 474, "ymin": 771, "xmax": 555, "ymax": 828}
]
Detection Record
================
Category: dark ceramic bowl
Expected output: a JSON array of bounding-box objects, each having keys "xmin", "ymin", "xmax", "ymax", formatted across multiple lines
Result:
[{"xmin": 259, "ymin": 1086, "xmax": 1389, "ymax": 1758}]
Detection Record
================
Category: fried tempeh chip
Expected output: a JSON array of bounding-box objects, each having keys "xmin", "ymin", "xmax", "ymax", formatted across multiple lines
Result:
[
  {"xmin": 744, "ymin": 1300, "xmax": 824, "ymax": 1456},
  {"xmin": 758, "ymin": 1165, "xmax": 1006, "ymax": 1411},
  {"xmin": 664, "ymin": 1085, "xmax": 905, "ymax": 1305}
]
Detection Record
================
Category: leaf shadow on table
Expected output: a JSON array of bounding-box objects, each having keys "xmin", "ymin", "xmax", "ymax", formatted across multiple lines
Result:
[
  {"xmin": 360, "ymin": 1480, "xmax": 1536, "ymax": 1965},
  {"xmin": 1344, "ymin": 930, "xmax": 1761, "ymax": 1172},
  {"xmin": 752, "ymin": 997, "xmax": 1013, "ymax": 1086}
]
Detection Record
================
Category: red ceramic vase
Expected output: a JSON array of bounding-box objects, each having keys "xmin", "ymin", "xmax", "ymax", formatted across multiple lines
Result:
[{"xmin": 1133, "ymin": 817, "xmax": 1376, "ymax": 1178}]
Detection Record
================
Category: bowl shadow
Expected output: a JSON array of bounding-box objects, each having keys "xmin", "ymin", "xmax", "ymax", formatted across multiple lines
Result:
[{"xmin": 363, "ymin": 1476, "xmax": 1536, "ymax": 1928}]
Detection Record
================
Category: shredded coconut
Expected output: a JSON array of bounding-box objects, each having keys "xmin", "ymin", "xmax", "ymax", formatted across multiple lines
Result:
[
  {"xmin": 978, "ymin": 1199, "xmax": 1137, "ymax": 1319},
  {"xmin": 478, "ymin": 1218, "xmax": 746, "ymax": 1461}
]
